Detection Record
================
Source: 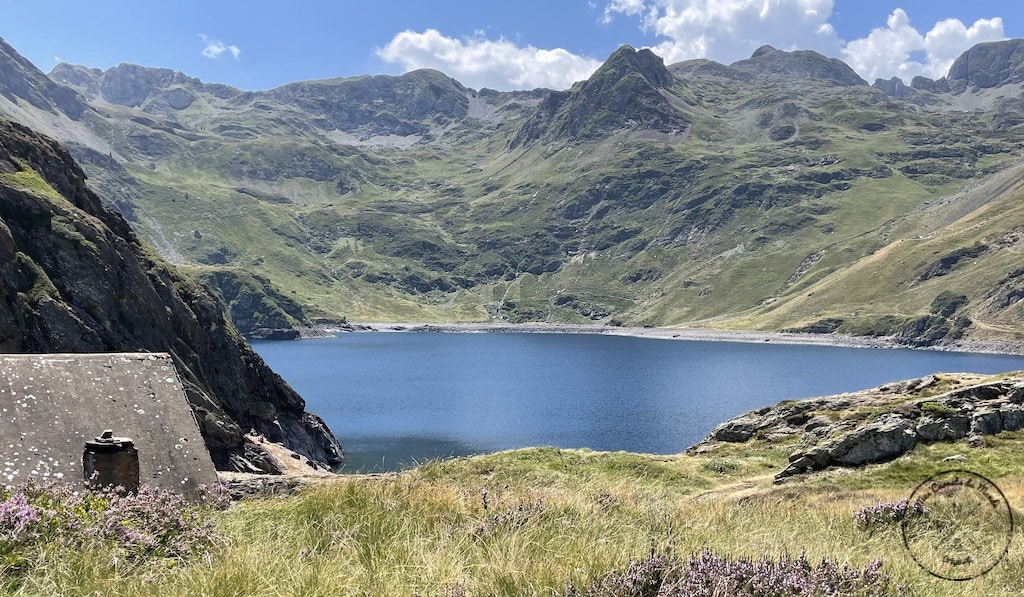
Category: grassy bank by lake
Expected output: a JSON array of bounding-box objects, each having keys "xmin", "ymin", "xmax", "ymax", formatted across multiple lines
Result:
[{"xmin": 9, "ymin": 436, "xmax": 1024, "ymax": 595}]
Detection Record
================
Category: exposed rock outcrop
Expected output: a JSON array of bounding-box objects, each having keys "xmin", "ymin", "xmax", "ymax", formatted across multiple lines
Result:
[
  {"xmin": 872, "ymin": 76, "xmax": 914, "ymax": 98},
  {"xmin": 49, "ymin": 61, "xmax": 242, "ymax": 110},
  {"xmin": 189, "ymin": 268, "xmax": 312, "ymax": 338},
  {"xmin": 0, "ymin": 118, "xmax": 343, "ymax": 472},
  {"xmin": 267, "ymin": 68, "xmax": 470, "ymax": 138},
  {"xmin": 692, "ymin": 374, "xmax": 1024, "ymax": 482}
]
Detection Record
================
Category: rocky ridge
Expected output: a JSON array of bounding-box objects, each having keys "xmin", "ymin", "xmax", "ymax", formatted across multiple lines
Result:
[{"xmin": 730, "ymin": 45, "xmax": 866, "ymax": 86}]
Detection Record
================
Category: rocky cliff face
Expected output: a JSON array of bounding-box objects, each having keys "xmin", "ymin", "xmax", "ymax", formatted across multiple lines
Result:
[
  {"xmin": 49, "ymin": 62, "xmax": 243, "ymax": 111},
  {"xmin": 267, "ymin": 69, "xmax": 470, "ymax": 137},
  {"xmin": 946, "ymin": 39, "xmax": 1024, "ymax": 91},
  {"xmin": 0, "ymin": 118, "xmax": 343, "ymax": 472}
]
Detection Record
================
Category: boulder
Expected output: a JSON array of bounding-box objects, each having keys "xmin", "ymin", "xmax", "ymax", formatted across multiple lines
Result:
[
  {"xmin": 1000, "ymin": 404, "xmax": 1024, "ymax": 431},
  {"xmin": 707, "ymin": 414, "xmax": 762, "ymax": 442},
  {"xmin": 826, "ymin": 415, "xmax": 917, "ymax": 466},
  {"xmin": 971, "ymin": 409, "xmax": 1003, "ymax": 436},
  {"xmin": 915, "ymin": 415, "xmax": 970, "ymax": 442},
  {"xmin": 1008, "ymin": 382, "xmax": 1024, "ymax": 404}
]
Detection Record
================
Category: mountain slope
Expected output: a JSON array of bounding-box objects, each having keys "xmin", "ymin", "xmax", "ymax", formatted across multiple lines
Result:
[
  {"xmin": 744, "ymin": 157, "xmax": 1024, "ymax": 343},
  {"xmin": 2, "ymin": 37, "xmax": 1024, "ymax": 345},
  {"xmin": 0, "ymin": 118, "xmax": 343, "ymax": 471}
]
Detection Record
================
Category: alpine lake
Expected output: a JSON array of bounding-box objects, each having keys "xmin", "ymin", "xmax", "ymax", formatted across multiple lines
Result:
[{"xmin": 252, "ymin": 332, "xmax": 1024, "ymax": 472}]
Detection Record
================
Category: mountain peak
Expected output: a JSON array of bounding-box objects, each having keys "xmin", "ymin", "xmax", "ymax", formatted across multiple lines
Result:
[
  {"xmin": 49, "ymin": 62, "xmax": 242, "ymax": 110},
  {"xmin": 946, "ymin": 38, "xmax": 1024, "ymax": 91},
  {"xmin": 601, "ymin": 45, "xmax": 674, "ymax": 89},
  {"xmin": 731, "ymin": 46, "xmax": 866, "ymax": 86},
  {"xmin": 510, "ymin": 45, "xmax": 687, "ymax": 147},
  {"xmin": 751, "ymin": 45, "xmax": 780, "ymax": 58}
]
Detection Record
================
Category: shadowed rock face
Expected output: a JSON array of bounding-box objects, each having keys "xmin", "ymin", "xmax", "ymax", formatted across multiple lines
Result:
[
  {"xmin": 0, "ymin": 38, "xmax": 88, "ymax": 120},
  {"xmin": 0, "ymin": 118, "xmax": 343, "ymax": 472}
]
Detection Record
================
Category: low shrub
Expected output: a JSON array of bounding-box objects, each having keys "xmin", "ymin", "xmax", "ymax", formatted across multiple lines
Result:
[
  {"xmin": 0, "ymin": 481, "xmax": 225, "ymax": 585},
  {"xmin": 568, "ymin": 549, "xmax": 892, "ymax": 596},
  {"xmin": 853, "ymin": 499, "xmax": 927, "ymax": 531}
]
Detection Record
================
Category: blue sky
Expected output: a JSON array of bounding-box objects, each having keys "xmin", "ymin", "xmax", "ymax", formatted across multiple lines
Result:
[{"xmin": 1, "ymin": 1, "xmax": 1020, "ymax": 91}]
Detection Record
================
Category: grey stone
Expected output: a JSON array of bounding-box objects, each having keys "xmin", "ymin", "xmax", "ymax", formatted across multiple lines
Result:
[
  {"xmin": 1000, "ymin": 404, "xmax": 1024, "ymax": 431},
  {"xmin": 165, "ymin": 88, "xmax": 194, "ymax": 110},
  {"xmin": 1008, "ymin": 382, "xmax": 1024, "ymax": 404},
  {"xmin": 916, "ymin": 415, "xmax": 970, "ymax": 442},
  {"xmin": 775, "ymin": 456, "xmax": 816, "ymax": 481},
  {"xmin": 708, "ymin": 416, "xmax": 760, "ymax": 442},
  {"xmin": 971, "ymin": 410, "xmax": 1003, "ymax": 436},
  {"xmin": 803, "ymin": 415, "xmax": 833, "ymax": 432},
  {"xmin": 828, "ymin": 416, "xmax": 917, "ymax": 466},
  {"xmin": 805, "ymin": 446, "xmax": 832, "ymax": 467}
]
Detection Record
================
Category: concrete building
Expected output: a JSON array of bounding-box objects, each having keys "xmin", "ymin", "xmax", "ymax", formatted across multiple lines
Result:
[{"xmin": 0, "ymin": 353, "xmax": 217, "ymax": 497}]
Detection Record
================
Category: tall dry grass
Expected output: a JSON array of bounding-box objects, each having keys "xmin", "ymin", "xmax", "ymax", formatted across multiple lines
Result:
[{"xmin": 8, "ymin": 446, "xmax": 1024, "ymax": 595}]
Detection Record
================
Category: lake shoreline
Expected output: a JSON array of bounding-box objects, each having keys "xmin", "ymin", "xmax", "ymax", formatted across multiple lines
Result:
[{"xmin": 313, "ymin": 321, "xmax": 1024, "ymax": 357}]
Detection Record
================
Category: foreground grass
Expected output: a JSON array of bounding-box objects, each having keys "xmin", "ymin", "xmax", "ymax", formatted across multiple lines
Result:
[{"xmin": 10, "ymin": 445, "xmax": 1024, "ymax": 595}]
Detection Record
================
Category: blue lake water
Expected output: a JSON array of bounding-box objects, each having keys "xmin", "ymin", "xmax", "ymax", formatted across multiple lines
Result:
[{"xmin": 252, "ymin": 333, "xmax": 1024, "ymax": 472}]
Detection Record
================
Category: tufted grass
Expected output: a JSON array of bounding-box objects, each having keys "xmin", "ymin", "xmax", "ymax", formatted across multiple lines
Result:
[{"xmin": 7, "ymin": 440, "xmax": 1024, "ymax": 596}]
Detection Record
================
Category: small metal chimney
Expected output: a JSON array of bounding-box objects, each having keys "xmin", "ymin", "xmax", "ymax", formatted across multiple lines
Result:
[{"xmin": 83, "ymin": 429, "xmax": 140, "ymax": 493}]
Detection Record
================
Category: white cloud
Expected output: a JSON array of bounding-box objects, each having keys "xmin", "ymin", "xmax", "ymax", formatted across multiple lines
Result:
[
  {"xmin": 603, "ymin": 2, "xmax": 1005, "ymax": 83},
  {"xmin": 842, "ymin": 10, "xmax": 1003, "ymax": 82},
  {"xmin": 605, "ymin": 0, "xmax": 843, "ymax": 65},
  {"xmin": 841, "ymin": 9, "xmax": 922, "ymax": 81},
  {"xmin": 377, "ymin": 29, "xmax": 602, "ymax": 91},
  {"xmin": 603, "ymin": 0, "xmax": 647, "ymax": 23},
  {"xmin": 376, "ymin": 3, "xmax": 1007, "ymax": 91},
  {"xmin": 199, "ymin": 34, "xmax": 241, "ymax": 61}
]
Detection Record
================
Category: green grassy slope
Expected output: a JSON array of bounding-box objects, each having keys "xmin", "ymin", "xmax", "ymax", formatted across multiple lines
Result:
[{"xmin": 7, "ymin": 41, "xmax": 1024, "ymax": 341}]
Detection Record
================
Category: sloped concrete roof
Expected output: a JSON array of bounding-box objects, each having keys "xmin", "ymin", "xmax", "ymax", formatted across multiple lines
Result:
[{"xmin": 0, "ymin": 353, "xmax": 217, "ymax": 496}]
